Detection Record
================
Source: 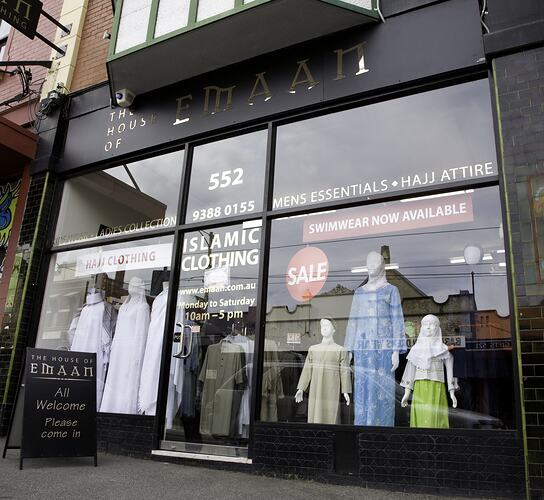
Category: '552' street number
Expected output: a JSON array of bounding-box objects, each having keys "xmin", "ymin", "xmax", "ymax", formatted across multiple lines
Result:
[{"xmin": 209, "ymin": 168, "xmax": 244, "ymax": 190}]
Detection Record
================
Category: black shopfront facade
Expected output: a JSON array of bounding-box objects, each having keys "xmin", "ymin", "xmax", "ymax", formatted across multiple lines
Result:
[{"xmin": 15, "ymin": 0, "xmax": 544, "ymax": 497}]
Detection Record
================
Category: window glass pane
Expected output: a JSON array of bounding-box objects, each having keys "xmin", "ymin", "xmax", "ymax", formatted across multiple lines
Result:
[
  {"xmin": 341, "ymin": 0, "xmax": 373, "ymax": 9},
  {"xmin": 154, "ymin": 0, "xmax": 190, "ymax": 37},
  {"xmin": 0, "ymin": 21, "xmax": 10, "ymax": 39},
  {"xmin": 36, "ymin": 236, "xmax": 174, "ymax": 415},
  {"xmin": 163, "ymin": 222, "xmax": 260, "ymax": 453},
  {"xmin": 273, "ymin": 80, "xmax": 498, "ymax": 210},
  {"xmin": 196, "ymin": 0, "xmax": 235, "ymax": 21},
  {"xmin": 115, "ymin": 0, "xmax": 153, "ymax": 53},
  {"xmin": 185, "ymin": 131, "xmax": 266, "ymax": 223},
  {"xmin": 54, "ymin": 150, "xmax": 183, "ymax": 246},
  {"xmin": 263, "ymin": 186, "xmax": 513, "ymax": 429}
]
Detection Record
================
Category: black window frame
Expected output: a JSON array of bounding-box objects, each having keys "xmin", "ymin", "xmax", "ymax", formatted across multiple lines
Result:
[{"xmin": 28, "ymin": 70, "xmax": 522, "ymax": 461}]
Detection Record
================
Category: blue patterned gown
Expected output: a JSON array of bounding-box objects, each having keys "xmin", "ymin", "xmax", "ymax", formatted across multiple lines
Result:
[{"xmin": 345, "ymin": 283, "xmax": 407, "ymax": 427}]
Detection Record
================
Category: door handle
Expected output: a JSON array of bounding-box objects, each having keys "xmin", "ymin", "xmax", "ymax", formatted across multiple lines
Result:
[{"xmin": 172, "ymin": 323, "xmax": 194, "ymax": 359}]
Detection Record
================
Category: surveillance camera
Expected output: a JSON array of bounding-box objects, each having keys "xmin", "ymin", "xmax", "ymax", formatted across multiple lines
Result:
[{"xmin": 115, "ymin": 88, "xmax": 135, "ymax": 108}]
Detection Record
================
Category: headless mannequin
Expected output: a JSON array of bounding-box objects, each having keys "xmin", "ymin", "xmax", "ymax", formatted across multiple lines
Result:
[
  {"xmin": 295, "ymin": 319, "xmax": 350, "ymax": 406},
  {"xmin": 401, "ymin": 315, "xmax": 457, "ymax": 408}
]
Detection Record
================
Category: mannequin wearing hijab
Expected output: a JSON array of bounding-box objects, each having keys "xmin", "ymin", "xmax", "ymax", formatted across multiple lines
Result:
[
  {"xmin": 401, "ymin": 315, "xmax": 458, "ymax": 428},
  {"xmin": 100, "ymin": 276, "xmax": 151, "ymax": 414},
  {"xmin": 344, "ymin": 251, "xmax": 406, "ymax": 427}
]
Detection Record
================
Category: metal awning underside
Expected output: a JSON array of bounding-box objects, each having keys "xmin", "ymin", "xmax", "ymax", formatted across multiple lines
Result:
[{"xmin": 107, "ymin": 0, "xmax": 378, "ymax": 98}]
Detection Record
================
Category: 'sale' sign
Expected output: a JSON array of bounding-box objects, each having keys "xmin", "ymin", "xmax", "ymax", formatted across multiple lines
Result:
[{"xmin": 21, "ymin": 347, "xmax": 97, "ymax": 468}]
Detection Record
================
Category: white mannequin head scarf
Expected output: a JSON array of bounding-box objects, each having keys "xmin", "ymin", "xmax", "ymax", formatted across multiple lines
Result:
[
  {"xmin": 407, "ymin": 314, "xmax": 449, "ymax": 370},
  {"xmin": 363, "ymin": 251, "xmax": 388, "ymax": 291},
  {"xmin": 124, "ymin": 276, "xmax": 147, "ymax": 306}
]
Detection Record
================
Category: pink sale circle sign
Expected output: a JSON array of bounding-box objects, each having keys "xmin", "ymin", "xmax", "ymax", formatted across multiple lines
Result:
[{"xmin": 286, "ymin": 247, "xmax": 329, "ymax": 302}]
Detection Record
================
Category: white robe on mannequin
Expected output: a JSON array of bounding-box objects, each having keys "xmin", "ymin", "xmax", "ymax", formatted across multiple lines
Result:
[
  {"xmin": 138, "ymin": 287, "xmax": 169, "ymax": 416},
  {"xmin": 101, "ymin": 277, "xmax": 150, "ymax": 414},
  {"xmin": 70, "ymin": 291, "xmax": 114, "ymax": 407}
]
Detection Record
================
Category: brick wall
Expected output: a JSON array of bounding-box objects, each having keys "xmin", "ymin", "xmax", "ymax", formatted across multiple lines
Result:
[
  {"xmin": 97, "ymin": 414, "xmax": 154, "ymax": 457},
  {"xmin": 493, "ymin": 45, "xmax": 544, "ymax": 500},
  {"xmin": 70, "ymin": 0, "xmax": 113, "ymax": 92},
  {"xmin": 253, "ymin": 423, "xmax": 524, "ymax": 498},
  {"xmin": 0, "ymin": 0, "xmax": 61, "ymax": 114}
]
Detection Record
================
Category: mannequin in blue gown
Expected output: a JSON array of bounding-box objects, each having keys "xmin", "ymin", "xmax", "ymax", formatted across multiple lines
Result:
[{"xmin": 345, "ymin": 251, "xmax": 407, "ymax": 427}]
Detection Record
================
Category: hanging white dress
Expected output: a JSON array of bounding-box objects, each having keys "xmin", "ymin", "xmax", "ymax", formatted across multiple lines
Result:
[
  {"xmin": 138, "ymin": 287, "xmax": 169, "ymax": 416},
  {"xmin": 70, "ymin": 291, "xmax": 114, "ymax": 407},
  {"xmin": 100, "ymin": 277, "xmax": 150, "ymax": 414}
]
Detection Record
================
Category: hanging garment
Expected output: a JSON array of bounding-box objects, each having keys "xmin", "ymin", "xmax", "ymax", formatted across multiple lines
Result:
[
  {"xmin": 70, "ymin": 291, "xmax": 116, "ymax": 407},
  {"xmin": 165, "ymin": 302, "xmax": 198, "ymax": 429},
  {"xmin": 345, "ymin": 283, "xmax": 406, "ymax": 427},
  {"xmin": 138, "ymin": 288, "xmax": 169, "ymax": 416},
  {"xmin": 100, "ymin": 277, "xmax": 150, "ymax": 414},
  {"xmin": 180, "ymin": 330, "xmax": 201, "ymax": 418},
  {"xmin": 261, "ymin": 338, "xmax": 284, "ymax": 422},
  {"xmin": 296, "ymin": 342, "xmax": 352, "ymax": 424},
  {"xmin": 166, "ymin": 329, "xmax": 184, "ymax": 429},
  {"xmin": 229, "ymin": 335, "xmax": 253, "ymax": 438},
  {"xmin": 198, "ymin": 339, "xmax": 245, "ymax": 437},
  {"xmin": 277, "ymin": 350, "xmax": 304, "ymax": 421}
]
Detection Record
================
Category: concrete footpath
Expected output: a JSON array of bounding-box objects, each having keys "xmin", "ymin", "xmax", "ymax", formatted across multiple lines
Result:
[{"xmin": 0, "ymin": 440, "xmax": 486, "ymax": 500}]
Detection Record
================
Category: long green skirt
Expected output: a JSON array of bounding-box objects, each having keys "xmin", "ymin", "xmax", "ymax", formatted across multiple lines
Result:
[{"xmin": 410, "ymin": 380, "xmax": 449, "ymax": 429}]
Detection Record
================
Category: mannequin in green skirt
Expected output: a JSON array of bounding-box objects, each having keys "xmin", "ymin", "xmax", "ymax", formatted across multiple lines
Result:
[{"xmin": 400, "ymin": 315, "xmax": 458, "ymax": 428}]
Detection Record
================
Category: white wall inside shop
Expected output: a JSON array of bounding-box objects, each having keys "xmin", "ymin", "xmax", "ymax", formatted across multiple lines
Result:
[{"xmin": 56, "ymin": 172, "xmax": 166, "ymax": 240}]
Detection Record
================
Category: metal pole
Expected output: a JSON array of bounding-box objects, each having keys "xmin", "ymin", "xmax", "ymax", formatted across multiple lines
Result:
[
  {"xmin": 40, "ymin": 9, "xmax": 71, "ymax": 34},
  {"xmin": 0, "ymin": 61, "xmax": 52, "ymax": 68},
  {"xmin": 34, "ymin": 33, "xmax": 65, "ymax": 56}
]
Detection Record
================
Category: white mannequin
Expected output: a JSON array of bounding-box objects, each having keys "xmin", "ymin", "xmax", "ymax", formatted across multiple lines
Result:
[
  {"xmin": 295, "ymin": 318, "xmax": 350, "ymax": 406},
  {"xmin": 351, "ymin": 251, "xmax": 399, "ymax": 372},
  {"xmin": 401, "ymin": 315, "xmax": 457, "ymax": 408},
  {"xmin": 100, "ymin": 276, "xmax": 150, "ymax": 414}
]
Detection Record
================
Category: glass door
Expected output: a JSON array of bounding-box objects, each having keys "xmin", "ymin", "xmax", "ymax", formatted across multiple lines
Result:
[{"xmin": 161, "ymin": 222, "xmax": 261, "ymax": 457}]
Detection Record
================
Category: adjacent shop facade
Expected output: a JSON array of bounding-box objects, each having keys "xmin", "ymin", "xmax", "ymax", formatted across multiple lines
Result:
[
  {"xmin": 0, "ymin": 118, "xmax": 38, "ymax": 427},
  {"xmin": 8, "ymin": 0, "xmax": 544, "ymax": 497}
]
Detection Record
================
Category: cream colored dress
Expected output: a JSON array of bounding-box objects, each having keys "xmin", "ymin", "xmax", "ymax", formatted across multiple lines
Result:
[{"xmin": 297, "ymin": 342, "xmax": 352, "ymax": 424}]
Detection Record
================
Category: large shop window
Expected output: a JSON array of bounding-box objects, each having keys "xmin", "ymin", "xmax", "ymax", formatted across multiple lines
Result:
[
  {"xmin": 262, "ymin": 186, "xmax": 514, "ymax": 429},
  {"xmin": 163, "ymin": 222, "xmax": 260, "ymax": 453},
  {"xmin": 54, "ymin": 150, "xmax": 183, "ymax": 246},
  {"xmin": 36, "ymin": 236, "xmax": 174, "ymax": 415},
  {"xmin": 273, "ymin": 80, "xmax": 498, "ymax": 210},
  {"xmin": 185, "ymin": 130, "xmax": 267, "ymax": 223}
]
